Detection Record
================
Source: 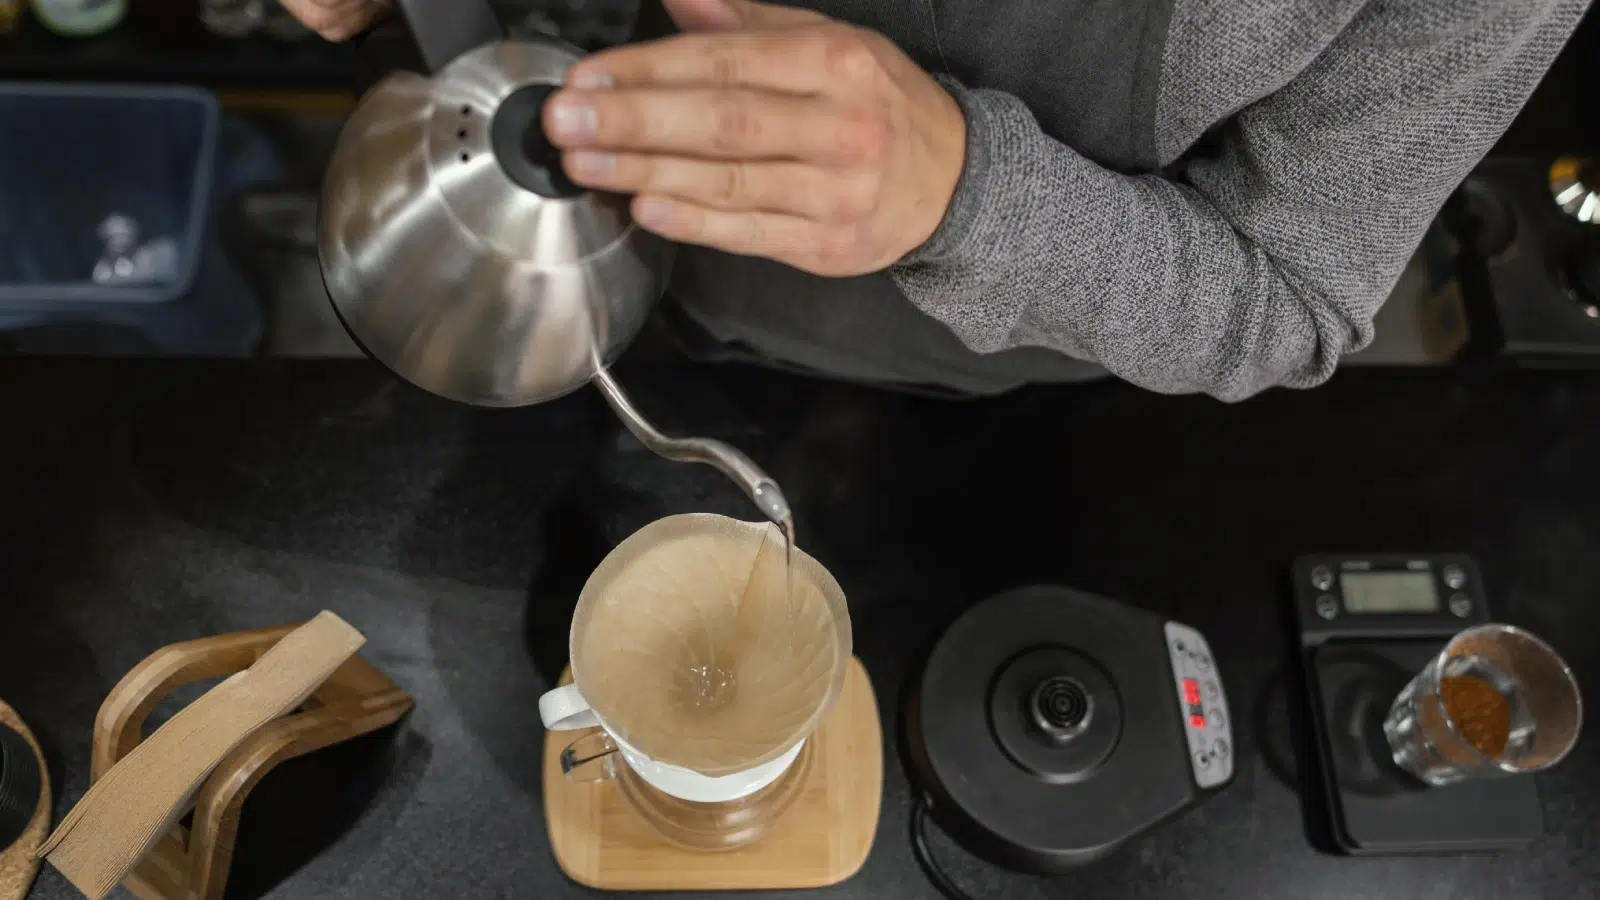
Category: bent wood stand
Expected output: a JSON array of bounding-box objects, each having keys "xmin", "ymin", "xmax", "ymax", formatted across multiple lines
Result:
[{"xmin": 89, "ymin": 624, "xmax": 413, "ymax": 900}]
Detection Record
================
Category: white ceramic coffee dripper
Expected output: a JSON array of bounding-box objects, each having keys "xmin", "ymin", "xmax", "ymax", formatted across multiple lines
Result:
[{"xmin": 539, "ymin": 513, "xmax": 851, "ymax": 805}]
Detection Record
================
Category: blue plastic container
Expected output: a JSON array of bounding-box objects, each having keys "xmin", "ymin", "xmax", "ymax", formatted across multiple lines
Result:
[{"xmin": 0, "ymin": 83, "xmax": 218, "ymax": 313}]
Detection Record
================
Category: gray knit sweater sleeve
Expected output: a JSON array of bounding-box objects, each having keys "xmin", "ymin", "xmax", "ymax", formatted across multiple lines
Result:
[{"xmin": 890, "ymin": 0, "xmax": 1588, "ymax": 401}]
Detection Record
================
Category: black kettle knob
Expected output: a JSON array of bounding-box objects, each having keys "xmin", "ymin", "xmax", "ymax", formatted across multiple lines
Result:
[{"xmin": 491, "ymin": 85, "xmax": 586, "ymax": 199}]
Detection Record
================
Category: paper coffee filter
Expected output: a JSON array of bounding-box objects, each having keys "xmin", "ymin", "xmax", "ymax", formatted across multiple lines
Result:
[{"xmin": 571, "ymin": 513, "xmax": 852, "ymax": 777}]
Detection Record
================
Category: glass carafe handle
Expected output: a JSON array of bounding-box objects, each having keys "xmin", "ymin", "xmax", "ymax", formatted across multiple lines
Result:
[{"xmin": 560, "ymin": 730, "xmax": 620, "ymax": 782}]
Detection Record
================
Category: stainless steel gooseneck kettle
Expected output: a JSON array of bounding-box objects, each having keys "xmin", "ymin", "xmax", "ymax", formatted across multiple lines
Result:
[{"xmin": 319, "ymin": 0, "xmax": 790, "ymax": 525}]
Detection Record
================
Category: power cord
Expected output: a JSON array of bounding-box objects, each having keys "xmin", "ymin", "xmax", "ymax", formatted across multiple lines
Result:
[{"xmin": 910, "ymin": 796, "xmax": 979, "ymax": 900}]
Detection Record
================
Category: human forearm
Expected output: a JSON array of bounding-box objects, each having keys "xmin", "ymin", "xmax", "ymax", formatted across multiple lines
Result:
[
  {"xmin": 892, "ymin": 84, "xmax": 1351, "ymax": 401},
  {"xmin": 894, "ymin": 0, "xmax": 1587, "ymax": 401}
]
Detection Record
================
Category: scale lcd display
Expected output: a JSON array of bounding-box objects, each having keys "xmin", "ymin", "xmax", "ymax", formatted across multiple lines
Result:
[{"xmin": 1341, "ymin": 570, "xmax": 1439, "ymax": 614}]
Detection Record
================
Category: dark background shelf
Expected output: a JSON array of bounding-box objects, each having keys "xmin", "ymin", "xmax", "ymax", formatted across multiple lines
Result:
[
  {"xmin": 1493, "ymin": 5, "xmax": 1600, "ymax": 157},
  {"xmin": 0, "ymin": 0, "xmax": 642, "ymax": 92},
  {"xmin": 0, "ymin": 10, "xmax": 357, "ymax": 91},
  {"xmin": 0, "ymin": 0, "xmax": 1590, "ymax": 152}
]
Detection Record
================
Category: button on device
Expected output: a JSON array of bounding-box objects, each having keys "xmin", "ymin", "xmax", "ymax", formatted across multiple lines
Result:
[
  {"xmin": 1213, "ymin": 739, "xmax": 1230, "ymax": 759},
  {"xmin": 1204, "ymin": 680, "xmax": 1220, "ymax": 700},
  {"xmin": 1443, "ymin": 564, "xmax": 1467, "ymax": 590},
  {"xmin": 1173, "ymin": 639, "xmax": 1187, "ymax": 654},
  {"xmin": 1191, "ymin": 651, "xmax": 1212, "ymax": 671},
  {"xmin": 1449, "ymin": 593, "xmax": 1473, "ymax": 617},
  {"xmin": 1311, "ymin": 565, "xmax": 1335, "ymax": 591},
  {"xmin": 1210, "ymin": 708, "xmax": 1226, "ymax": 729},
  {"xmin": 1194, "ymin": 750, "xmax": 1211, "ymax": 771},
  {"xmin": 1315, "ymin": 594, "xmax": 1339, "ymax": 620}
]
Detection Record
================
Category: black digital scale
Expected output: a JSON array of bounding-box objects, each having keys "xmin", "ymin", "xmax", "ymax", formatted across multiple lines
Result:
[{"xmin": 1293, "ymin": 554, "xmax": 1544, "ymax": 854}]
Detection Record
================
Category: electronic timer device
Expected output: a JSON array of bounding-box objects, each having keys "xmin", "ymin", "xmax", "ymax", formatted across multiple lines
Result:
[{"xmin": 1292, "ymin": 554, "xmax": 1544, "ymax": 854}]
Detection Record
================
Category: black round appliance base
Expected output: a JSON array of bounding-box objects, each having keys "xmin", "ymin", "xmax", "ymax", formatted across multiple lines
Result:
[{"xmin": 904, "ymin": 585, "xmax": 1202, "ymax": 874}]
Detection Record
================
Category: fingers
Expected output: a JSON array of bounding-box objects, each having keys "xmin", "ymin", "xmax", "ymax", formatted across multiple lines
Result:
[
  {"xmin": 572, "ymin": 27, "xmax": 857, "ymax": 95},
  {"xmin": 545, "ymin": 87, "xmax": 883, "ymax": 165},
  {"xmin": 661, "ymin": 0, "xmax": 743, "ymax": 31},
  {"xmin": 534, "ymin": 2, "xmax": 900, "ymax": 275},
  {"xmin": 280, "ymin": 0, "xmax": 387, "ymax": 40},
  {"xmin": 663, "ymin": 0, "xmax": 826, "ymax": 31},
  {"xmin": 564, "ymin": 152, "xmax": 876, "ymax": 220},
  {"xmin": 631, "ymin": 195, "xmax": 852, "ymax": 273}
]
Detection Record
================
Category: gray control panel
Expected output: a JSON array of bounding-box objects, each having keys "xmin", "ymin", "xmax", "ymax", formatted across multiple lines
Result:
[{"xmin": 1163, "ymin": 621, "xmax": 1233, "ymax": 789}]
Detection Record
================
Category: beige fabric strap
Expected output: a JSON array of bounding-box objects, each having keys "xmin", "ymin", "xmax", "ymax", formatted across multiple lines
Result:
[{"xmin": 39, "ymin": 611, "xmax": 365, "ymax": 900}]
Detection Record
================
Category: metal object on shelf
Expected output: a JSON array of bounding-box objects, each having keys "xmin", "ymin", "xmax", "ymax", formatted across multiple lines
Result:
[
  {"xmin": 30, "ymin": 0, "xmax": 126, "ymax": 37},
  {"xmin": 1438, "ymin": 159, "xmax": 1600, "ymax": 364},
  {"xmin": 1550, "ymin": 157, "xmax": 1599, "ymax": 224}
]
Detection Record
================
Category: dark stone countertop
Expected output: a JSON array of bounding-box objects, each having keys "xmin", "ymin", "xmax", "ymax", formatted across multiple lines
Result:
[{"xmin": 1, "ymin": 358, "xmax": 1596, "ymax": 900}]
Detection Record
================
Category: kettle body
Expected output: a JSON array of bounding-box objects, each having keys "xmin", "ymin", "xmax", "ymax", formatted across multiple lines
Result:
[
  {"xmin": 317, "ymin": 1, "xmax": 791, "ymax": 527},
  {"xmin": 320, "ymin": 32, "xmax": 674, "ymax": 407}
]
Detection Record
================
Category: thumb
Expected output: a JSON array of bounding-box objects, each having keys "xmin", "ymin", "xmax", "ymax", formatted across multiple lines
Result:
[{"xmin": 662, "ymin": 0, "xmax": 823, "ymax": 32}]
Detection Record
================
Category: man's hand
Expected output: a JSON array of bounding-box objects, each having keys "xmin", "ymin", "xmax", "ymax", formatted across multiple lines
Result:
[
  {"xmin": 544, "ymin": 0, "xmax": 967, "ymax": 276},
  {"xmin": 280, "ymin": 0, "xmax": 388, "ymax": 41}
]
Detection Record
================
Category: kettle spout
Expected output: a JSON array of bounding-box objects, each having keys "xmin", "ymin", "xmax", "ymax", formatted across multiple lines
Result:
[{"xmin": 591, "ymin": 366, "xmax": 793, "ymax": 527}]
